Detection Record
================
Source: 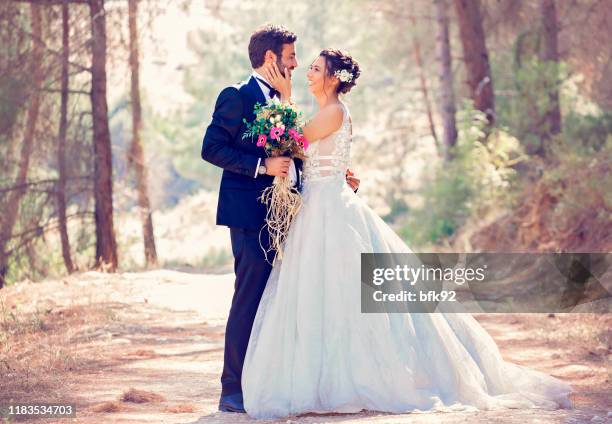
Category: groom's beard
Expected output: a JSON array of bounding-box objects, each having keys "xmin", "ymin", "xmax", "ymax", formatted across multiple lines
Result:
[{"xmin": 278, "ymin": 60, "xmax": 293, "ymax": 79}]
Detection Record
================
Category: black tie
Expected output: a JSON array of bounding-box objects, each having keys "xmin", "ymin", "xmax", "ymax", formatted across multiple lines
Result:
[{"xmin": 256, "ymin": 77, "xmax": 280, "ymax": 99}]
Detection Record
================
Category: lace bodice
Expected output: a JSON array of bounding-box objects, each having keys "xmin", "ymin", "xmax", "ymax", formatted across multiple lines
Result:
[{"xmin": 301, "ymin": 103, "xmax": 352, "ymax": 184}]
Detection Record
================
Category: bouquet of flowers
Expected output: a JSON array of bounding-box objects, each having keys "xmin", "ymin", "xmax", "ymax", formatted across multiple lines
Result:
[{"xmin": 242, "ymin": 100, "xmax": 309, "ymax": 264}]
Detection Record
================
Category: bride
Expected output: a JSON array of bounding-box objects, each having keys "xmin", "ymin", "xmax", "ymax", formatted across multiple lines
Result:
[{"xmin": 241, "ymin": 48, "xmax": 573, "ymax": 419}]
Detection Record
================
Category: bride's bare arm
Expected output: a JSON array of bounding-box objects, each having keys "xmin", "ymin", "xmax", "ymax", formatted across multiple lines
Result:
[{"xmin": 302, "ymin": 104, "xmax": 344, "ymax": 143}]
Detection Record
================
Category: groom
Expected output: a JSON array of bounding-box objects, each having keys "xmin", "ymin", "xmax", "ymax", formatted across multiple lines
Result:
[{"xmin": 201, "ymin": 24, "xmax": 360, "ymax": 413}]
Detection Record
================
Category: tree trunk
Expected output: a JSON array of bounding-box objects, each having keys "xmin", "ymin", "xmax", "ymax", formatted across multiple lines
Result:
[
  {"xmin": 57, "ymin": 0, "xmax": 75, "ymax": 274},
  {"xmin": 128, "ymin": 0, "xmax": 157, "ymax": 267},
  {"xmin": 435, "ymin": 0, "xmax": 458, "ymax": 159},
  {"xmin": 0, "ymin": 3, "xmax": 43, "ymax": 288},
  {"xmin": 453, "ymin": 0, "xmax": 495, "ymax": 125},
  {"xmin": 90, "ymin": 0, "xmax": 118, "ymax": 271},
  {"xmin": 407, "ymin": 6, "xmax": 440, "ymax": 156},
  {"xmin": 539, "ymin": 0, "xmax": 561, "ymax": 138}
]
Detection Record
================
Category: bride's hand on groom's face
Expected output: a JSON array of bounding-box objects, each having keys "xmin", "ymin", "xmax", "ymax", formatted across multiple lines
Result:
[{"xmin": 263, "ymin": 62, "xmax": 292, "ymax": 102}]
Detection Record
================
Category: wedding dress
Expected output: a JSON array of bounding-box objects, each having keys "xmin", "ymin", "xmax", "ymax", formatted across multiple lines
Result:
[{"xmin": 241, "ymin": 102, "xmax": 573, "ymax": 419}]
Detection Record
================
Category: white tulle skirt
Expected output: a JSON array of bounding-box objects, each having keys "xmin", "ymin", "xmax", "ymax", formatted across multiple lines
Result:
[{"xmin": 242, "ymin": 175, "xmax": 573, "ymax": 419}]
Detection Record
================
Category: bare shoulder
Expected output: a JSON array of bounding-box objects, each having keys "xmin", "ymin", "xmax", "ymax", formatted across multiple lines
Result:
[
  {"xmin": 303, "ymin": 102, "xmax": 346, "ymax": 142},
  {"xmin": 314, "ymin": 103, "xmax": 344, "ymax": 125},
  {"xmin": 321, "ymin": 102, "xmax": 344, "ymax": 117}
]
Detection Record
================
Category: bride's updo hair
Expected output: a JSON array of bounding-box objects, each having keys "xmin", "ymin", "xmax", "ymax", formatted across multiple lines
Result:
[{"xmin": 319, "ymin": 48, "xmax": 360, "ymax": 94}]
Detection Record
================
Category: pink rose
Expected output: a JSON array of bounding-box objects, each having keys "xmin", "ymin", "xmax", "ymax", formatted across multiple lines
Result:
[
  {"xmin": 288, "ymin": 129, "xmax": 300, "ymax": 140},
  {"xmin": 257, "ymin": 134, "xmax": 267, "ymax": 147},
  {"xmin": 299, "ymin": 135, "xmax": 309, "ymax": 150},
  {"xmin": 270, "ymin": 127, "xmax": 285, "ymax": 140}
]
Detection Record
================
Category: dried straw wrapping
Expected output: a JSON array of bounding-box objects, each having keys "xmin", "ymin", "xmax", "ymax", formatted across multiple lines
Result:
[{"xmin": 258, "ymin": 176, "xmax": 302, "ymax": 265}]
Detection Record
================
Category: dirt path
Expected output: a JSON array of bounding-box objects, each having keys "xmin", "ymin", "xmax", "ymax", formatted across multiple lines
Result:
[{"xmin": 1, "ymin": 270, "xmax": 610, "ymax": 423}]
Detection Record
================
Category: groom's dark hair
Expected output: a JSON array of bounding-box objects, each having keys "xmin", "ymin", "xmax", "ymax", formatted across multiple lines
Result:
[{"xmin": 248, "ymin": 24, "xmax": 297, "ymax": 68}]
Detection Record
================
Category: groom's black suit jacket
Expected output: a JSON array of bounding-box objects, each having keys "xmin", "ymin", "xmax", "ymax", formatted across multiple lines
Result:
[{"xmin": 201, "ymin": 76, "xmax": 303, "ymax": 230}]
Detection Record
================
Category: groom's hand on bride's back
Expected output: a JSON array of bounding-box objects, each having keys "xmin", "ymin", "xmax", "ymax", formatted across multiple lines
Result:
[
  {"xmin": 346, "ymin": 168, "xmax": 360, "ymax": 193},
  {"xmin": 265, "ymin": 157, "xmax": 291, "ymax": 177}
]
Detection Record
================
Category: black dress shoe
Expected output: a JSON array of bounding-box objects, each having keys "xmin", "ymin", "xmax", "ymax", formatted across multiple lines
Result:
[{"xmin": 218, "ymin": 392, "xmax": 245, "ymax": 413}]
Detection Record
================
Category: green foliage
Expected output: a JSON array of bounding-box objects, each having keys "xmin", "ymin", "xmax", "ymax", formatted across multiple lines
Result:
[
  {"xmin": 493, "ymin": 53, "xmax": 568, "ymax": 153},
  {"xmin": 152, "ymin": 0, "xmax": 417, "ymax": 196},
  {"xmin": 197, "ymin": 247, "xmax": 232, "ymax": 270},
  {"xmin": 0, "ymin": 76, "xmax": 27, "ymax": 141},
  {"xmin": 562, "ymin": 110, "xmax": 612, "ymax": 154},
  {"xmin": 401, "ymin": 104, "xmax": 525, "ymax": 246},
  {"xmin": 535, "ymin": 137, "xmax": 612, "ymax": 250},
  {"xmin": 383, "ymin": 198, "xmax": 409, "ymax": 223},
  {"xmin": 5, "ymin": 234, "xmax": 65, "ymax": 285},
  {"xmin": 399, "ymin": 167, "xmax": 471, "ymax": 244},
  {"xmin": 160, "ymin": 246, "xmax": 232, "ymax": 271}
]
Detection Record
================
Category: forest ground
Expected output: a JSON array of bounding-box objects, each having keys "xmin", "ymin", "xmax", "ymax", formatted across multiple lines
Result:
[{"xmin": 1, "ymin": 269, "xmax": 610, "ymax": 424}]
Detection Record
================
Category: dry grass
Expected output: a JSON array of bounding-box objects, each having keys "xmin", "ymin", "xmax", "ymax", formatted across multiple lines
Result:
[
  {"xmin": 91, "ymin": 401, "xmax": 125, "ymax": 413},
  {"xmin": 0, "ymin": 297, "xmax": 106, "ymax": 406},
  {"xmin": 0, "ymin": 270, "xmax": 609, "ymax": 423},
  {"xmin": 121, "ymin": 388, "xmax": 166, "ymax": 403},
  {"xmin": 461, "ymin": 152, "xmax": 612, "ymax": 253},
  {"xmin": 0, "ymin": 270, "xmax": 224, "ymax": 422},
  {"xmin": 0, "ymin": 277, "xmax": 156, "ymax": 411},
  {"xmin": 127, "ymin": 348, "xmax": 158, "ymax": 358}
]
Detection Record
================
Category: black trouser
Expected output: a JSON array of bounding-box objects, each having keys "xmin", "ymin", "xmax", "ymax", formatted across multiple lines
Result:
[{"xmin": 221, "ymin": 226, "xmax": 274, "ymax": 397}]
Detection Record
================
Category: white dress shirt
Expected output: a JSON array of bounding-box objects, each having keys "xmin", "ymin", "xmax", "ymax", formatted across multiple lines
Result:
[{"xmin": 251, "ymin": 70, "xmax": 298, "ymax": 187}]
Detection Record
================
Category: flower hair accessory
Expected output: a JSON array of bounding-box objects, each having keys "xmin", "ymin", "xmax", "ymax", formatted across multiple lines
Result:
[{"xmin": 334, "ymin": 69, "xmax": 353, "ymax": 83}]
